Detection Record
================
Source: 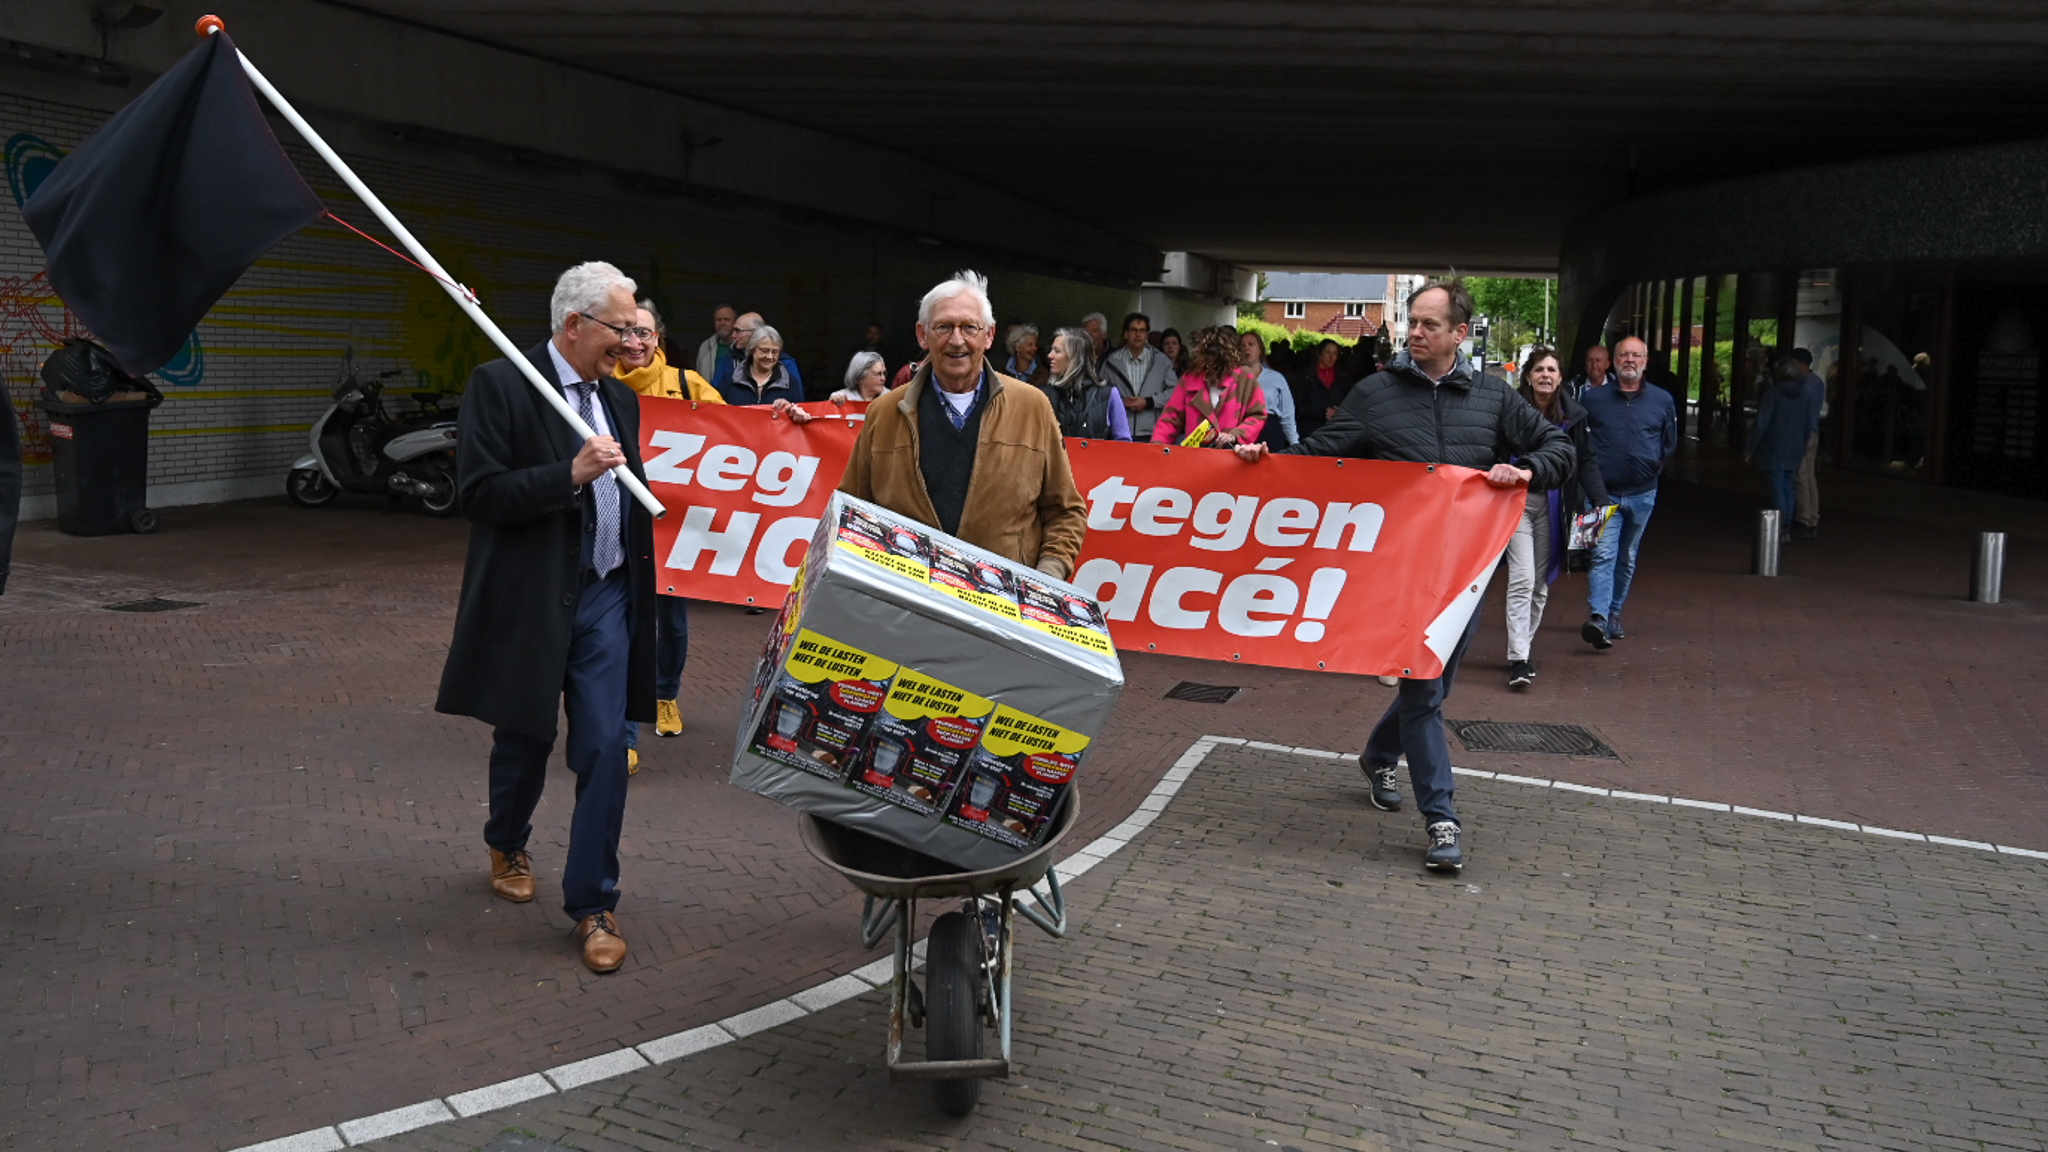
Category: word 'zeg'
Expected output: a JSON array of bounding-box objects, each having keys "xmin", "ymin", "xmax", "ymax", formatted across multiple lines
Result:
[{"xmin": 645, "ymin": 431, "xmax": 825, "ymax": 585}]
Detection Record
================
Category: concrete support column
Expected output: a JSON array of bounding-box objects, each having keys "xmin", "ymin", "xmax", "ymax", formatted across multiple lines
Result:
[
  {"xmin": 1677, "ymin": 275, "xmax": 1697, "ymax": 433},
  {"xmin": 1729, "ymin": 272, "xmax": 1755, "ymax": 449}
]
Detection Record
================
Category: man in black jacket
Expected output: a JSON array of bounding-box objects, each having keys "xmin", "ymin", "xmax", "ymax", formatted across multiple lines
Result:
[
  {"xmin": 1234, "ymin": 278, "xmax": 1574, "ymax": 873},
  {"xmin": 436, "ymin": 261, "xmax": 657, "ymax": 972}
]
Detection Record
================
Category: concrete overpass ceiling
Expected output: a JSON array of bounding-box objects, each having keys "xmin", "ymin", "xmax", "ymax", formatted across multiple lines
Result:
[{"xmin": 324, "ymin": 1, "xmax": 2048, "ymax": 271}]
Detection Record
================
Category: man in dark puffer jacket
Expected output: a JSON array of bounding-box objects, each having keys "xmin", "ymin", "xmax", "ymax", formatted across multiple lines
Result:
[{"xmin": 1234, "ymin": 278, "xmax": 1574, "ymax": 873}]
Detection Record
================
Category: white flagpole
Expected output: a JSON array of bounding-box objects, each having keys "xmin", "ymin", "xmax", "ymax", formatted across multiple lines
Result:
[{"xmin": 196, "ymin": 14, "xmax": 666, "ymax": 518}]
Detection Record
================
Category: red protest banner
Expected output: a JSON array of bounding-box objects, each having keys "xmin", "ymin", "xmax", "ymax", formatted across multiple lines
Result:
[
  {"xmin": 640, "ymin": 399, "xmax": 1523, "ymax": 677},
  {"xmin": 1062, "ymin": 441, "xmax": 1523, "ymax": 680},
  {"xmin": 640, "ymin": 397, "xmax": 860, "ymax": 606}
]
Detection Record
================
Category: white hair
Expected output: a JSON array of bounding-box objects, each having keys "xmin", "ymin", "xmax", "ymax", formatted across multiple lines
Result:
[
  {"xmin": 550, "ymin": 262, "xmax": 636, "ymax": 333},
  {"xmin": 844, "ymin": 350, "xmax": 884, "ymax": 390},
  {"xmin": 749, "ymin": 324, "xmax": 783, "ymax": 351},
  {"xmin": 918, "ymin": 269, "xmax": 995, "ymax": 328},
  {"xmin": 1081, "ymin": 311, "xmax": 1108, "ymax": 330}
]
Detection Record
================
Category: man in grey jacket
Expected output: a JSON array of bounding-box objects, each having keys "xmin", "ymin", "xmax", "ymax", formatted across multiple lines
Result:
[
  {"xmin": 692, "ymin": 303, "xmax": 737, "ymax": 385},
  {"xmin": 1098, "ymin": 311, "xmax": 1178, "ymax": 439}
]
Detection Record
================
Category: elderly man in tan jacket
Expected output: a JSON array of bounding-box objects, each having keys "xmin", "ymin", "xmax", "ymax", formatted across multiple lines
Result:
[{"xmin": 838, "ymin": 270, "xmax": 1087, "ymax": 578}]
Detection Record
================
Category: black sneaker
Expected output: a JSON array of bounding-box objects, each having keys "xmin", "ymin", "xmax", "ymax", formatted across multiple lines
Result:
[
  {"xmin": 1582, "ymin": 615, "xmax": 1612, "ymax": 650},
  {"xmin": 1508, "ymin": 660, "xmax": 1535, "ymax": 689},
  {"xmin": 1424, "ymin": 821, "xmax": 1464, "ymax": 873},
  {"xmin": 1360, "ymin": 757, "xmax": 1403, "ymax": 811},
  {"xmin": 1607, "ymin": 616, "xmax": 1627, "ymax": 640}
]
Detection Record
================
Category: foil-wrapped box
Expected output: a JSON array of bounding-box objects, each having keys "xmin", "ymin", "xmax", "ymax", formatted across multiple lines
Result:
[{"xmin": 732, "ymin": 492, "xmax": 1123, "ymax": 872}]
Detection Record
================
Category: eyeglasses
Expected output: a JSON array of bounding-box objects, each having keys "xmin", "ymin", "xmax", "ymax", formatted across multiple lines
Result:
[
  {"xmin": 926, "ymin": 321, "xmax": 989, "ymax": 339},
  {"xmin": 578, "ymin": 313, "xmax": 654, "ymax": 342}
]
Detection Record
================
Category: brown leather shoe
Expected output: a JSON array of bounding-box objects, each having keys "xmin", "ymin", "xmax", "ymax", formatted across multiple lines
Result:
[
  {"xmin": 575, "ymin": 911, "xmax": 627, "ymax": 973},
  {"xmin": 489, "ymin": 848, "xmax": 534, "ymax": 903}
]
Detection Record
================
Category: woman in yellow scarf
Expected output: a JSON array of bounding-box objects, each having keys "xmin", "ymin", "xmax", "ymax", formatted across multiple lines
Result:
[
  {"xmin": 614, "ymin": 299, "xmax": 719, "ymax": 770},
  {"xmin": 617, "ymin": 301, "xmax": 725, "ymax": 404}
]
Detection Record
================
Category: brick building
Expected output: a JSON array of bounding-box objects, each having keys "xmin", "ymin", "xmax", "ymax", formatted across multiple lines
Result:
[{"xmin": 1260, "ymin": 272, "xmax": 1390, "ymax": 339}]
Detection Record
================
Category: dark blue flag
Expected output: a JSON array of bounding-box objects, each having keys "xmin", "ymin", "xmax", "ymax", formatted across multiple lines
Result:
[{"xmin": 23, "ymin": 30, "xmax": 324, "ymax": 377}]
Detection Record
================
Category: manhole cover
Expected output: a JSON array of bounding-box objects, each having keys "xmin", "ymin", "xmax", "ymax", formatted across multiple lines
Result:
[
  {"xmin": 102, "ymin": 598, "xmax": 203, "ymax": 613},
  {"xmin": 1448, "ymin": 720, "xmax": 1617, "ymax": 758},
  {"xmin": 1164, "ymin": 681, "xmax": 1239, "ymax": 704}
]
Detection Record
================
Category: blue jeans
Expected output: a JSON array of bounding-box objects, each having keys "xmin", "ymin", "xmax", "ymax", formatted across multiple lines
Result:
[
  {"xmin": 486, "ymin": 568, "xmax": 631, "ymax": 921},
  {"xmin": 1587, "ymin": 489, "xmax": 1658, "ymax": 622},
  {"xmin": 1363, "ymin": 599, "xmax": 1481, "ymax": 827},
  {"xmin": 1765, "ymin": 469, "xmax": 1796, "ymax": 516},
  {"xmin": 624, "ymin": 596, "xmax": 690, "ymax": 750}
]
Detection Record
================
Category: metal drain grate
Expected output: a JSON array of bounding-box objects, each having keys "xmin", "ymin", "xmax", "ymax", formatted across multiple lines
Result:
[
  {"xmin": 102, "ymin": 598, "xmax": 203, "ymax": 613},
  {"xmin": 1164, "ymin": 681, "xmax": 1240, "ymax": 704},
  {"xmin": 1448, "ymin": 720, "xmax": 1617, "ymax": 758}
]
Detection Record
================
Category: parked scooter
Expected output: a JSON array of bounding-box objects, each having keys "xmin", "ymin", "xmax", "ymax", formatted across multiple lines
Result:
[{"xmin": 286, "ymin": 350, "xmax": 461, "ymax": 516}]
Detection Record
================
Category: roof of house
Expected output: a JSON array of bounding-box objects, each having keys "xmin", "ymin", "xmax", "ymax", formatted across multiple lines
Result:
[{"xmin": 1264, "ymin": 272, "xmax": 1389, "ymax": 302}]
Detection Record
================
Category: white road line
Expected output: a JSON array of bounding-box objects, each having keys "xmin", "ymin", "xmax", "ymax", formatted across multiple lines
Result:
[{"xmin": 230, "ymin": 734, "xmax": 2036, "ymax": 1151}]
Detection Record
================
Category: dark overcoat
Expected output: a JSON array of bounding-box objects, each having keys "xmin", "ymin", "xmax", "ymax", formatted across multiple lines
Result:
[
  {"xmin": 1287, "ymin": 350, "xmax": 1575, "ymax": 490},
  {"xmin": 435, "ymin": 340, "xmax": 656, "ymax": 738}
]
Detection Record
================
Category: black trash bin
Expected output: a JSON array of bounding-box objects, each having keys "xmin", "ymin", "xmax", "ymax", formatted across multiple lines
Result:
[{"xmin": 38, "ymin": 391, "xmax": 163, "ymax": 535}]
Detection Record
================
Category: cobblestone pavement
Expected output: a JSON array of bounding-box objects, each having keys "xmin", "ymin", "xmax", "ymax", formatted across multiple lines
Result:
[
  {"xmin": 3, "ymin": 459, "xmax": 2046, "ymax": 1151},
  {"xmin": 360, "ymin": 742, "xmax": 2048, "ymax": 1152}
]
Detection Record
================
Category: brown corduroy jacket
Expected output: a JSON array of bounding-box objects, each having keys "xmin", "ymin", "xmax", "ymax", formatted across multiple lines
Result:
[{"xmin": 839, "ymin": 363, "xmax": 1088, "ymax": 579}]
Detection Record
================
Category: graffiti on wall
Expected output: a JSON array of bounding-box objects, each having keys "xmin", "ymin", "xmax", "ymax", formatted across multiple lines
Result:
[
  {"xmin": 4, "ymin": 131, "xmax": 212, "ymax": 465},
  {"xmin": 6, "ymin": 131, "xmax": 207, "ymax": 384}
]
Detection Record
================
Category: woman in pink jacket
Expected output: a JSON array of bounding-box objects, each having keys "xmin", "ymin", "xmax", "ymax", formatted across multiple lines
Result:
[{"xmin": 1150, "ymin": 325, "xmax": 1268, "ymax": 447}]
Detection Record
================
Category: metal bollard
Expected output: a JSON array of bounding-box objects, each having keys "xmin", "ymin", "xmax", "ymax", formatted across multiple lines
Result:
[
  {"xmin": 1971, "ymin": 531, "xmax": 2006, "ymax": 604},
  {"xmin": 1753, "ymin": 509, "xmax": 1781, "ymax": 577}
]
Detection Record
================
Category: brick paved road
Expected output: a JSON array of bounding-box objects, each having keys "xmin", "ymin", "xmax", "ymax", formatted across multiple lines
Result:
[
  {"xmin": 361, "ymin": 742, "xmax": 2048, "ymax": 1152},
  {"xmin": 3, "ymin": 462, "xmax": 2046, "ymax": 1150}
]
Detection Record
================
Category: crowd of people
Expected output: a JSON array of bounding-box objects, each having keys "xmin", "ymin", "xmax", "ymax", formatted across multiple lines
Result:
[
  {"xmin": 653, "ymin": 285, "xmax": 1708, "ymax": 864},
  {"xmin": 443, "ymin": 261, "xmax": 1712, "ymax": 971},
  {"xmin": 671, "ymin": 296, "xmax": 1422, "ymax": 454}
]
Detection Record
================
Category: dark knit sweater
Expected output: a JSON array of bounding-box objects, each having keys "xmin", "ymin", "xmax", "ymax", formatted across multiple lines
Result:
[{"xmin": 916, "ymin": 376, "xmax": 987, "ymax": 535}]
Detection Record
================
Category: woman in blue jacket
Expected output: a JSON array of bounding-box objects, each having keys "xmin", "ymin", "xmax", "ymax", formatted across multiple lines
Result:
[{"xmin": 715, "ymin": 324, "xmax": 802, "ymax": 407}]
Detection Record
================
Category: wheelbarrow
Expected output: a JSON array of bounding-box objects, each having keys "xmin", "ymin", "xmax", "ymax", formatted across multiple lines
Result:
[{"xmin": 797, "ymin": 791, "xmax": 1075, "ymax": 1115}]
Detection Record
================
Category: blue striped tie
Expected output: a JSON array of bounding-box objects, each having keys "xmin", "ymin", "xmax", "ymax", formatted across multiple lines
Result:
[{"xmin": 572, "ymin": 381, "xmax": 622, "ymax": 577}]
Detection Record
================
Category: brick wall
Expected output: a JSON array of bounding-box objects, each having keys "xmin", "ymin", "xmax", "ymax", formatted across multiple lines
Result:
[
  {"xmin": 1259, "ymin": 300, "xmax": 1385, "ymax": 335},
  {"xmin": 1, "ymin": 90, "xmax": 1134, "ymax": 505}
]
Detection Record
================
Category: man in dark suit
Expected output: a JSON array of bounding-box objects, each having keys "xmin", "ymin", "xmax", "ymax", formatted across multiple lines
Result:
[{"xmin": 436, "ymin": 261, "xmax": 657, "ymax": 973}]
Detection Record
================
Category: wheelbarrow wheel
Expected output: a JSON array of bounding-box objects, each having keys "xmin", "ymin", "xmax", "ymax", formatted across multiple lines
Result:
[{"xmin": 926, "ymin": 910, "xmax": 984, "ymax": 1115}]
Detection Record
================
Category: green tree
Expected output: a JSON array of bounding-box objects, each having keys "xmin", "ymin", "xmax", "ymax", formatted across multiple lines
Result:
[
  {"xmin": 1466, "ymin": 277, "xmax": 1556, "ymax": 353},
  {"xmin": 1236, "ymin": 272, "xmax": 1270, "ymax": 320}
]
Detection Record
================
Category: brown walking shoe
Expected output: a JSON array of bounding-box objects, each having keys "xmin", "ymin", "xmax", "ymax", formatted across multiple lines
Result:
[
  {"xmin": 575, "ymin": 911, "xmax": 627, "ymax": 973},
  {"xmin": 655, "ymin": 698, "xmax": 684, "ymax": 737},
  {"xmin": 488, "ymin": 848, "xmax": 534, "ymax": 903}
]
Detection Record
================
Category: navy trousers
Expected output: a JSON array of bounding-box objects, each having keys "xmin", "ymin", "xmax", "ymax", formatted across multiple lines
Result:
[
  {"xmin": 654, "ymin": 596, "xmax": 690, "ymax": 699},
  {"xmin": 1362, "ymin": 596, "xmax": 1483, "ymax": 827},
  {"xmin": 484, "ymin": 568, "xmax": 631, "ymax": 921}
]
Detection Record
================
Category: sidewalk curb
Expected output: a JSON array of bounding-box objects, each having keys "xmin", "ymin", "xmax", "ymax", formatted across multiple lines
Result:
[{"xmin": 228, "ymin": 735, "xmax": 2044, "ymax": 1151}]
